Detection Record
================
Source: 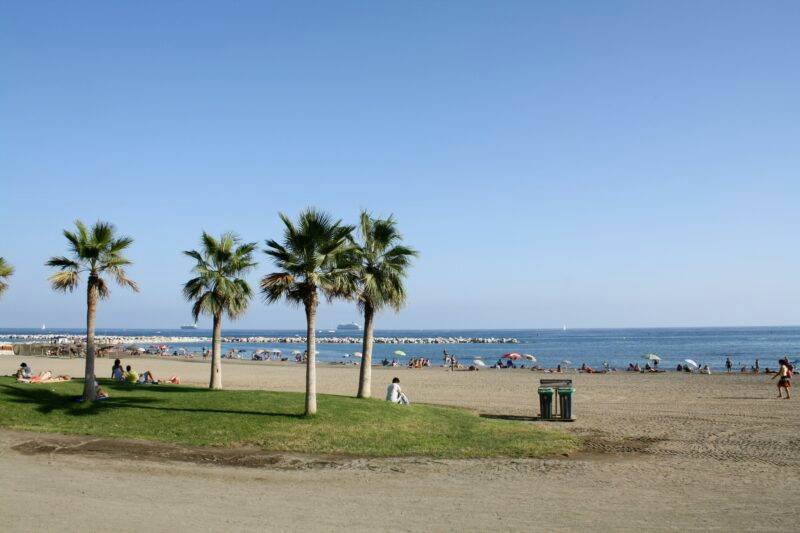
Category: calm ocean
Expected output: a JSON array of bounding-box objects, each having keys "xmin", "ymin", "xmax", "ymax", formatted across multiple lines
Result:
[{"xmin": 2, "ymin": 326, "xmax": 799, "ymax": 370}]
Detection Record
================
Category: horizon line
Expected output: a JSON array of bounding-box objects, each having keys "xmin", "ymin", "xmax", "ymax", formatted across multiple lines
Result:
[{"xmin": 1, "ymin": 324, "xmax": 799, "ymax": 332}]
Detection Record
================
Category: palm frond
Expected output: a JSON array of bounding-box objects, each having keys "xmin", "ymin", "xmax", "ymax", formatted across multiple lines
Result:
[
  {"xmin": 183, "ymin": 232, "xmax": 255, "ymax": 321},
  {"xmin": 48, "ymin": 270, "xmax": 80, "ymax": 292}
]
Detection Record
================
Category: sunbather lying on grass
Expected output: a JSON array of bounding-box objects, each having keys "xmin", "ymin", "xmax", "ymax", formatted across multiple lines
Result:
[{"xmin": 16, "ymin": 370, "xmax": 71, "ymax": 384}]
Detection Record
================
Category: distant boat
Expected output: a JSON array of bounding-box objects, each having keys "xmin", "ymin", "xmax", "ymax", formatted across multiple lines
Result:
[
  {"xmin": 336, "ymin": 322, "xmax": 362, "ymax": 332},
  {"xmin": 41, "ymin": 324, "xmax": 46, "ymax": 330},
  {"xmin": 180, "ymin": 323, "xmax": 198, "ymax": 330},
  {"xmin": 562, "ymin": 325, "xmax": 567, "ymax": 331}
]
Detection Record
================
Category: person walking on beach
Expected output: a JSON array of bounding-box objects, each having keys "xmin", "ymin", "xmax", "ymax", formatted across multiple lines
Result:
[
  {"xmin": 725, "ymin": 357, "xmax": 732, "ymax": 373},
  {"xmin": 772, "ymin": 358, "xmax": 792, "ymax": 399}
]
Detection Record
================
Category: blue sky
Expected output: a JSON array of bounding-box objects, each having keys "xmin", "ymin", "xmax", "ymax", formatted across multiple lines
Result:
[{"xmin": 2, "ymin": 1, "xmax": 799, "ymax": 329}]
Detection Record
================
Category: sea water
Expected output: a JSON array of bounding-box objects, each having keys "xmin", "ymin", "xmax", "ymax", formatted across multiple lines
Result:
[{"xmin": 2, "ymin": 326, "xmax": 799, "ymax": 371}]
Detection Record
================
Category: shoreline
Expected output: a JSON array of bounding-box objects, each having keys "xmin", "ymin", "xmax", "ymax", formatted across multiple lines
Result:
[{"xmin": 0, "ymin": 333, "xmax": 520, "ymax": 345}]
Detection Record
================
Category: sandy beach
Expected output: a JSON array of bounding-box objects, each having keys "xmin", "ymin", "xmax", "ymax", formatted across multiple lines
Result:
[{"xmin": 1, "ymin": 355, "xmax": 797, "ymax": 532}]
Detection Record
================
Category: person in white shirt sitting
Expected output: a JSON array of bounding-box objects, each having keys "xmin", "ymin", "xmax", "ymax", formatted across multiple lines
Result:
[{"xmin": 386, "ymin": 377, "xmax": 410, "ymax": 405}]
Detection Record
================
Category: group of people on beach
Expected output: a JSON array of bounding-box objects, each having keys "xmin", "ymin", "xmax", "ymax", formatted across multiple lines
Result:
[{"xmin": 111, "ymin": 359, "xmax": 179, "ymax": 385}]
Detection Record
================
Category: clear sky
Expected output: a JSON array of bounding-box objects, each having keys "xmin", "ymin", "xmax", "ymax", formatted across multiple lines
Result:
[{"xmin": 1, "ymin": 1, "xmax": 799, "ymax": 330}]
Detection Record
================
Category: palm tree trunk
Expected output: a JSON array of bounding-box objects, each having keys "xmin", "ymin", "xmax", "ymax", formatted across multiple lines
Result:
[
  {"xmin": 356, "ymin": 302, "xmax": 375, "ymax": 398},
  {"xmin": 304, "ymin": 293, "xmax": 318, "ymax": 415},
  {"xmin": 83, "ymin": 276, "xmax": 99, "ymax": 401},
  {"xmin": 209, "ymin": 312, "xmax": 223, "ymax": 389}
]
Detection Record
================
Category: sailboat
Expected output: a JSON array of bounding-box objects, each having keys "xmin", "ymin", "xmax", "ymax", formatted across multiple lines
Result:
[
  {"xmin": 562, "ymin": 325, "xmax": 567, "ymax": 331},
  {"xmin": 41, "ymin": 324, "xmax": 46, "ymax": 330}
]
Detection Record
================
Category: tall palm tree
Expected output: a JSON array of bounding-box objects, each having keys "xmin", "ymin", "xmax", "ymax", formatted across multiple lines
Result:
[
  {"xmin": 261, "ymin": 209, "xmax": 355, "ymax": 415},
  {"xmin": 0, "ymin": 258, "xmax": 13, "ymax": 297},
  {"xmin": 46, "ymin": 221, "xmax": 138, "ymax": 401},
  {"xmin": 353, "ymin": 212, "xmax": 418, "ymax": 398},
  {"xmin": 183, "ymin": 232, "xmax": 257, "ymax": 390}
]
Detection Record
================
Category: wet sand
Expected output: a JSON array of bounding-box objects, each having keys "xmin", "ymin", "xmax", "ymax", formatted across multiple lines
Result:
[{"xmin": 1, "ymin": 355, "xmax": 797, "ymax": 532}]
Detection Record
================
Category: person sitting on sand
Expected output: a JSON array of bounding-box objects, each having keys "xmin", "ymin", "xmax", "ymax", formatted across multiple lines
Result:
[
  {"xmin": 386, "ymin": 377, "xmax": 410, "ymax": 405},
  {"xmin": 112, "ymin": 359, "xmax": 125, "ymax": 381},
  {"xmin": 676, "ymin": 363, "xmax": 683, "ymax": 372},
  {"xmin": 772, "ymin": 358, "xmax": 792, "ymax": 399},
  {"xmin": 701, "ymin": 364, "xmax": 711, "ymax": 375}
]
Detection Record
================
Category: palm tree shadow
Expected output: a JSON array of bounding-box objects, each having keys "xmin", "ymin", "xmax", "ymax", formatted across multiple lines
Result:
[
  {"xmin": 0, "ymin": 384, "xmax": 161, "ymax": 416},
  {"xmin": 1, "ymin": 383, "xmax": 305, "ymax": 419}
]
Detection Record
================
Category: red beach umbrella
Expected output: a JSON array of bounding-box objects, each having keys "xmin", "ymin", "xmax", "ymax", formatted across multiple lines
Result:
[{"xmin": 502, "ymin": 352, "xmax": 522, "ymax": 360}]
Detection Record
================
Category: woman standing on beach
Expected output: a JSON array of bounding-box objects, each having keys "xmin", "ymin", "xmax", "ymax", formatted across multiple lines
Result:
[{"xmin": 772, "ymin": 359, "xmax": 792, "ymax": 399}]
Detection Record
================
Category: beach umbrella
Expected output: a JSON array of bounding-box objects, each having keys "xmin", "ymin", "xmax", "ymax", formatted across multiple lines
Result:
[
  {"xmin": 502, "ymin": 352, "xmax": 521, "ymax": 360},
  {"xmin": 394, "ymin": 350, "xmax": 406, "ymax": 356},
  {"xmin": 562, "ymin": 360, "xmax": 573, "ymax": 366},
  {"xmin": 643, "ymin": 354, "xmax": 661, "ymax": 362},
  {"xmin": 473, "ymin": 359, "xmax": 486, "ymax": 367},
  {"xmin": 523, "ymin": 354, "xmax": 536, "ymax": 361},
  {"xmin": 292, "ymin": 350, "xmax": 302, "ymax": 355},
  {"xmin": 684, "ymin": 359, "xmax": 699, "ymax": 369},
  {"xmin": 354, "ymin": 352, "xmax": 362, "ymax": 358}
]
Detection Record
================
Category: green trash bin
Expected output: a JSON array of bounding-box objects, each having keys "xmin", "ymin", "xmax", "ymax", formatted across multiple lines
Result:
[
  {"xmin": 557, "ymin": 388, "xmax": 575, "ymax": 420},
  {"xmin": 538, "ymin": 387, "xmax": 554, "ymax": 420}
]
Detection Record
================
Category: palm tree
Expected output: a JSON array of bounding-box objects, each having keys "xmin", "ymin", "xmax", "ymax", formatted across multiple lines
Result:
[
  {"xmin": 46, "ymin": 221, "xmax": 138, "ymax": 401},
  {"xmin": 0, "ymin": 258, "xmax": 13, "ymax": 297},
  {"xmin": 261, "ymin": 209, "xmax": 355, "ymax": 415},
  {"xmin": 183, "ymin": 232, "xmax": 257, "ymax": 390},
  {"xmin": 353, "ymin": 212, "xmax": 418, "ymax": 398}
]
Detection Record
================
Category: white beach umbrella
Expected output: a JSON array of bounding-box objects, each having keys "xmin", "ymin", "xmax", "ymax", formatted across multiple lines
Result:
[
  {"xmin": 523, "ymin": 354, "xmax": 536, "ymax": 362},
  {"xmin": 354, "ymin": 352, "xmax": 363, "ymax": 358},
  {"xmin": 562, "ymin": 360, "xmax": 573, "ymax": 366},
  {"xmin": 643, "ymin": 354, "xmax": 661, "ymax": 362},
  {"xmin": 292, "ymin": 350, "xmax": 302, "ymax": 356},
  {"xmin": 394, "ymin": 350, "xmax": 406, "ymax": 356},
  {"xmin": 684, "ymin": 359, "xmax": 699, "ymax": 369},
  {"xmin": 473, "ymin": 359, "xmax": 486, "ymax": 367}
]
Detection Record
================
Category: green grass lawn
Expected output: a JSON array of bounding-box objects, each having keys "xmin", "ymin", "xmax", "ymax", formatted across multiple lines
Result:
[{"xmin": 0, "ymin": 377, "xmax": 578, "ymax": 458}]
